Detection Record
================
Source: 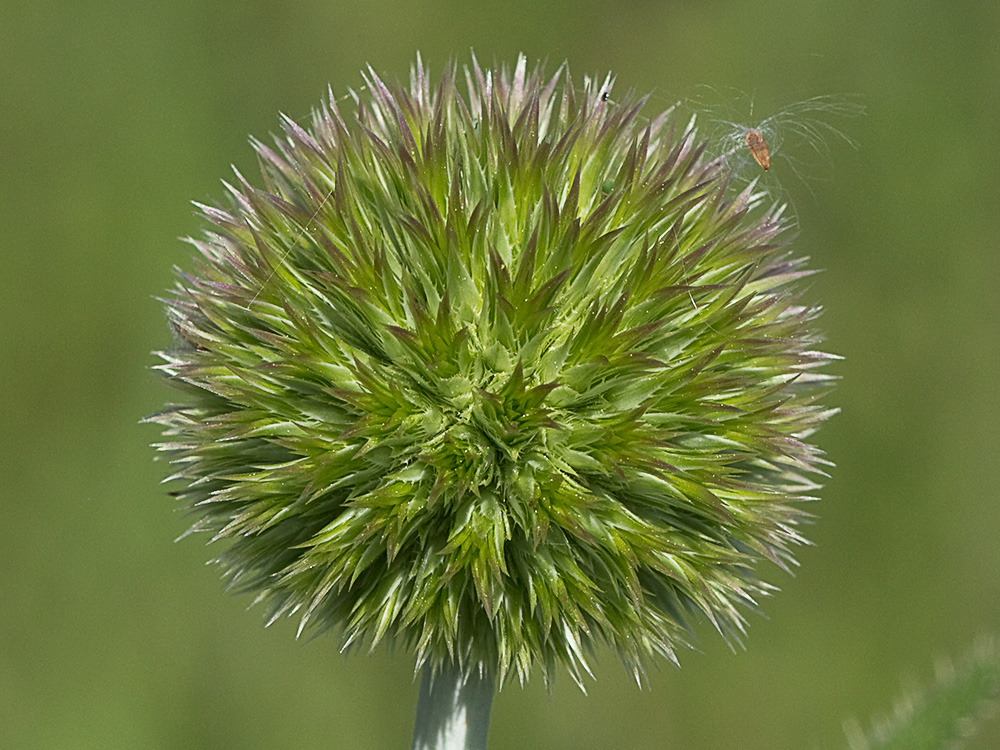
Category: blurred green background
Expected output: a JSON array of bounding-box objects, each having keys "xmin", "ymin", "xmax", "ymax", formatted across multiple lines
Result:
[{"xmin": 3, "ymin": 0, "xmax": 998, "ymax": 748}]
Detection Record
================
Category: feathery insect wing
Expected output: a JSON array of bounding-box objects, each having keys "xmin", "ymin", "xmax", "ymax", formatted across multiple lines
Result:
[{"xmin": 697, "ymin": 92, "xmax": 863, "ymax": 181}]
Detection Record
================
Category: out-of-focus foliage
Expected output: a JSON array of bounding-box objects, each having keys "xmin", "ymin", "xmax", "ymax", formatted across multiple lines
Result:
[{"xmin": 845, "ymin": 638, "xmax": 1000, "ymax": 750}]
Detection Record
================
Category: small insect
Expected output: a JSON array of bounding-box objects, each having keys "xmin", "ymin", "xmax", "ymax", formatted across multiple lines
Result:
[
  {"xmin": 744, "ymin": 128, "xmax": 770, "ymax": 171},
  {"xmin": 696, "ymin": 92, "xmax": 864, "ymax": 182}
]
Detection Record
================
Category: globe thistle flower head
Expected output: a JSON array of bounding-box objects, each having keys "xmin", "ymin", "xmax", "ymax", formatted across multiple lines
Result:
[{"xmin": 151, "ymin": 54, "xmax": 835, "ymax": 689}]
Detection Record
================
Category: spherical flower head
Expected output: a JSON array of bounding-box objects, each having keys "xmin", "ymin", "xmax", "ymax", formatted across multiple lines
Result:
[{"xmin": 151, "ymin": 54, "xmax": 835, "ymax": 689}]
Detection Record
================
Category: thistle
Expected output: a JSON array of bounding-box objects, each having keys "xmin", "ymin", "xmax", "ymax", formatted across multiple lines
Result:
[{"xmin": 150, "ymin": 53, "xmax": 834, "ymax": 722}]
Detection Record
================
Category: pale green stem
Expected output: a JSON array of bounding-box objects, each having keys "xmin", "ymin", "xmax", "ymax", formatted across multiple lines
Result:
[{"xmin": 410, "ymin": 662, "xmax": 493, "ymax": 750}]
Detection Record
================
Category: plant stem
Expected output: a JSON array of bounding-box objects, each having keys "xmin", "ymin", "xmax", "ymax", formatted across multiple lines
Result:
[{"xmin": 411, "ymin": 662, "xmax": 494, "ymax": 750}]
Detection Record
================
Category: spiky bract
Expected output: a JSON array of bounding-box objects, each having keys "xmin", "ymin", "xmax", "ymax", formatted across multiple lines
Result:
[{"xmin": 151, "ymin": 55, "xmax": 835, "ymax": 688}]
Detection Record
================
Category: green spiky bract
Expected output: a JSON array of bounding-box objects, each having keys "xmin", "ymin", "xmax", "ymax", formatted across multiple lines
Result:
[{"xmin": 151, "ymin": 53, "xmax": 835, "ymax": 690}]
